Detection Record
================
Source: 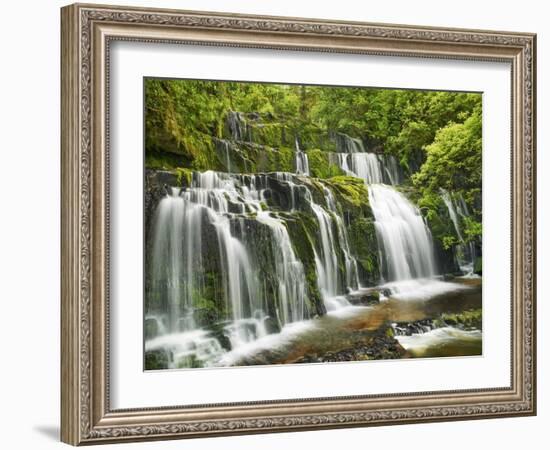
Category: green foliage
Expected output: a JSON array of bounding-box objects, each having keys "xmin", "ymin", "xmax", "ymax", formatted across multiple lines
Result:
[
  {"xmin": 412, "ymin": 106, "xmax": 482, "ymax": 247},
  {"xmin": 416, "ymin": 190, "xmax": 458, "ymax": 248},
  {"xmin": 413, "ymin": 107, "xmax": 482, "ymax": 193},
  {"xmin": 463, "ymin": 215, "xmax": 483, "ymax": 241}
]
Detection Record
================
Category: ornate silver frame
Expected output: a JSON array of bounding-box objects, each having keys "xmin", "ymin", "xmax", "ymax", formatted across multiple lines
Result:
[{"xmin": 61, "ymin": 3, "xmax": 536, "ymax": 445}]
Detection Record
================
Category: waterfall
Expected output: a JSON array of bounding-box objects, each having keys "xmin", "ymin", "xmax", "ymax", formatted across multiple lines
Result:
[
  {"xmin": 330, "ymin": 133, "xmax": 402, "ymax": 185},
  {"xmin": 148, "ymin": 171, "xmax": 317, "ymax": 366},
  {"xmin": 324, "ymin": 187, "xmax": 360, "ymax": 291},
  {"xmin": 214, "ymin": 138, "xmax": 233, "ymax": 173},
  {"xmin": 273, "ymin": 176, "xmax": 360, "ymax": 311},
  {"xmin": 148, "ymin": 165, "xmax": 369, "ymax": 362},
  {"xmin": 227, "ymin": 111, "xmax": 250, "ymax": 141},
  {"xmin": 368, "ymin": 184, "xmax": 436, "ymax": 282},
  {"xmin": 294, "ymin": 137, "xmax": 310, "ymax": 176},
  {"xmin": 255, "ymin": 210, "xmax": 309, "ymax": 325},
  {"xmin": 332, "ymin": 132, "xmax": 366, "ymax": 153},
  {"xmin": 331, "ymin": 152, "xmax": 402, "ymax": 185},
  {"xmin": 310, "ymin": 201, "xmax": 340, "ymax": 299},
  {"xmin": 440, "ymin": 189, "xmax": 476, "ymax": 274},
  {"xmin": 330, "ymin": 132, "xmax": 436, "ymax": 284},
  {"xmin": 151, "ymin": 187, "xmax": 202, "ymax": 333}
]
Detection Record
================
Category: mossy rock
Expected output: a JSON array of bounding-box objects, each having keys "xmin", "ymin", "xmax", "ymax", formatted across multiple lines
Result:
[
  {"xmin": 284, "ymin": 213, "xmax": 326, "ymax": 317},
  {"xmin": 474, "ymin": 256, "xmax": 482, "ymax": 275},
  {"xmin": 145, "ymin": 349, "xmax": 171, "ymax": 370},
  {"xmin": 325, "ymin": 176, "xmax": 372, "ymax": 217},
  {"xmin": 173, "ymin": 167, "xmax": 193, "ymax": 187},
  {"xmin": 307, "ymin": 149, "xmax": 344, "ymax": 179},
  {"xmin": 439, "ymin": 308, "xmax": 482, "ymax": 330},
  {"xmin": 347, "ymin": 217, "xmax": 380, "ymax": 286}
]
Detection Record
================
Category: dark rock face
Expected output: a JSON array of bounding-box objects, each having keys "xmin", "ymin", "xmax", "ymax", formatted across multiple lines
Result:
[
  {"xmin": 144, "ymin": 169, "xmax": 177, "ymax": 228},
  {"xmin": 433, "ymin": 240, "xmax": 460, "ymax": 275}
]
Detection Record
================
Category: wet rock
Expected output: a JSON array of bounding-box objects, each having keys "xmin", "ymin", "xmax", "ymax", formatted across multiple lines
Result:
[
  {"xmin": 207, "ymin": 322, "xmax": 233, "ymax": 351},
  {"xmin": 294, "ymin": 327, "xmax": 407, "ymax": 363},
  {"xmin": 346, "ymin": 289, "xmax": 380, "ymax": 306},
  {"xmin": 393, "ymin": 319, "xmax": 436, "ymax": 336},
  {"xmin": 264, "ymin": 316, "xmax": 281, "ymax": 335}
]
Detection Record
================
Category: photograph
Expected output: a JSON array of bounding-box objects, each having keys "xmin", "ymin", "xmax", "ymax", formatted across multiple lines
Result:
[
  {"xmin": 57, "ymin": 2, "xmax": 537, "ymax": 444},
  {"xmin": 143, "ymin": 79, "xmax": 483, "ymax": 370}
]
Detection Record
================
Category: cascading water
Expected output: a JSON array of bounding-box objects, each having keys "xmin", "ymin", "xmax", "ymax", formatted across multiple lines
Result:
[
  {"xmin": 294, "ymin": 137, "xmax": 310, "ymax": 176},
  {"xmin": 331, "ymin": 132, "xmax": 448, "ymax": 299},
  {"xmin": 268, "ymin": 171, "xmax": 361, "ymax": 311},
  {"xmin": 214, "ymin": 138, "xmax": 233, "ymax": 173},
  {"xmin": 147, "ymin": 171, "xmax": 319, "ymax": 366},
  {"xmin": 368, "ymin": 184, "xmax": 436, "ymax": 281},
  {"xmin": 440, "ymin": 189, "xmax": 476, "ymax": 275},
  {"xmin": 324, "ymin": 187, "xmax": 360, "ymax": 292},
  {"xmin": 330, "ymin": 133, "xmax": 402, "ymax": 185},
  {"xmin": 227, "ymin": 111, "xmax": 250, "ymax": 141},
  {"xmin": 147, "ymin": 162, "xmax": 370, "ymax": 366}
]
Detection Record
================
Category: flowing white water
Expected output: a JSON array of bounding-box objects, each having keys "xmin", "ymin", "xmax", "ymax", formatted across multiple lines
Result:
[
  {"xmin": 227, "ymin": 111, "xmax": 250, "ymax": 141},
  {"xmin": 255, "ymin": 210, "xmax": 309, "ymax": 326},
  {"xmin": 396, "ymin": 327, "xmax": 482, "ymax": 355},
  {"xmin": 440, "ymin": 189, "xmax": 476, "ymax": 275},
  {"xmin": 324, "ymin": 187, "xmax": 360, "ymax": 292},
  {"xmin": 148, "ymin": 171, "xmax": 316, "ymax": 367},
  {"xmin": 378, "ymin": 278, "xmax": 467, "ymax": 302},
  {"xmin": 302, "ymin": 186, "xmax": 360, "ymax": 310},
  {"xmin": 214, "ymin": 138, "xmax": 233, "ymax": 172},
  {"xmin": 331, "ymin": 133, "xmax": 402, "ymax": 185},
  {"xmin": 368, "ymin": 185, "xmax": 437, "ymax": 282},
  {"xmin": 294, "ymin": 137, "xmax": 310, "ymax": 176},
  {"xmin": 330, "ymin": 133, "xmax": 437, "ymax": 286}
]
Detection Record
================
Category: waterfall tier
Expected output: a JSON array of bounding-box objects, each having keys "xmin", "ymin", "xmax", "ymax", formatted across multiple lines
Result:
[
  {"xmin": 440, "ymin": 189, "xmax": 476, "ymax": 275},
  {"xmin": 147, "ymin": 169, "xmax": 366, "ymax": 366}
]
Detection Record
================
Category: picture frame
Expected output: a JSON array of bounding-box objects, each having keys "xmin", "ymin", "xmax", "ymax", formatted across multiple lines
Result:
[{"xmin": 60, "ymin": 2, "xmax": 537, "ymax": 445}]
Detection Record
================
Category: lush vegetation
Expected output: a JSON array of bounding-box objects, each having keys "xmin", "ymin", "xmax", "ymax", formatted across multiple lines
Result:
[{"xmin": 145, "ymin": 78, "xmax": 482, "ymax": 266}]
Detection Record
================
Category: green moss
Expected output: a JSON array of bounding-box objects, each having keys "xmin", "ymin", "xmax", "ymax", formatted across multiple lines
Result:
[
  {"xmin": 249, "ymin": 122, "xmax": 288, "ymax": 147},
  {"xmin": 276, "ymin": 146, "xmax": 295, "ymax": 172},
  {"xmin": 308, "ymin": 149, "xmax": 344, "ymax": 179},
  {"xmin": 145, "ymin": 349, "xmax": 170, "ymax": 370},
  {"xmin": 190, "ymin": 135, "xmax": 223, "ymax": 171},
  {"xmin": 474, "ymin": 256, "xmax": 482, "ymax": 275},
  {"xmin": 325, "ymin": 176, "xmax": 373, "ymax": 219},
  {"xmin": 173, "ymin": 167, "xmax": 193, "ymax": 187},
  {"xmin": 284, "ymin": 212, "xmax": 325, "ymax": 315},
  {"xmin": 145, "ymin": 151, "xmax": 188, "ymax": 171},
  {"xmin": 439, "ymin": 308, "xmax": 482, "ymax": 330},
  {"xmin": 348, "ymin": 217, "xmax": 380, "ymax": 286}
]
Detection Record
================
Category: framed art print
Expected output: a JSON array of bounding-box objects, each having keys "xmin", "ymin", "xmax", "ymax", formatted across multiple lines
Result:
[{"xmin": 61, "ymin": 3, "xmax": 536, "ymax": 445}]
